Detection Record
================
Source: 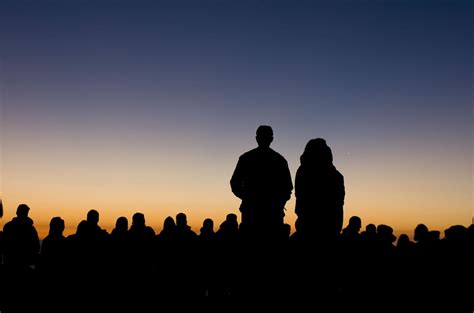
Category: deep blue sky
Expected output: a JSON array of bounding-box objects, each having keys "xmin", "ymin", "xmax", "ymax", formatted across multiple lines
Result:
[{"xmin": 1, "ymin": 0, "xmax": 472, "ymax": 235}]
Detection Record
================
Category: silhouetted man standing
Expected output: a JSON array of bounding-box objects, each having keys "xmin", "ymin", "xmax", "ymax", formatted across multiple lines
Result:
[{"xmin": 231, "ymin": 125, "xmax": 293, "ymax": 239}]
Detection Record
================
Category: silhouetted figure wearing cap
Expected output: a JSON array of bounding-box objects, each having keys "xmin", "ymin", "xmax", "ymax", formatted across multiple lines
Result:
[
  {"xmin": 231, "ymin": 125, "xmax": 293, "ymax": 240},
  {"xmin": 294, "ymin": 138, "xmax": 345, "ymax": 242},
  {"xmin": 342, "ymin": 216, "xmax": 362, "ymax": 242},
  {"xmin": 2, "ymin": 204, "xmax": 40, "ymax": 268},
  {"xmin": 376, "ymin": 224, "xmax": 397, "ymax": 251},
  {"xmin": 341, "ymin": 216, "xmax": 363, "ymax": 262}
]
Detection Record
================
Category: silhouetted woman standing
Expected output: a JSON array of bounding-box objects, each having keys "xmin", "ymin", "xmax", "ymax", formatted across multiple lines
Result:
[{"xmin": 294, "ymin": 138, "xmax": 345, "ymax": 241}]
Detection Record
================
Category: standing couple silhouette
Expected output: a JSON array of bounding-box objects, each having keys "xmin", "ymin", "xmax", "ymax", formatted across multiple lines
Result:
[{"xmin": 231, "ymin": 125, "xmax": 345, "ymax": 241}]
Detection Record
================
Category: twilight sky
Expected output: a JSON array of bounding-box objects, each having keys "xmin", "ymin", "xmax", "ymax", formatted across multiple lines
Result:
[{"xmin": 1, "ymin": 0, "xmax": 472, "ymax": 238}]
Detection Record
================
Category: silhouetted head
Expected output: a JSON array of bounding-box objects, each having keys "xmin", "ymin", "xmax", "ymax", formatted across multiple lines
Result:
[
  {"xmin": 176, "ymin": 213, "xmax": 188, "ymax": 227},
  {"xmin": 444, "ymin": 225, "xmax": 467, "ymax": 242},
  {"xmin": 87, "ymin": 209, "xmax": 99, "ymax": 226},
  {"xmin": 414, "ymin": 224, "xmax": 429, "ymax": 242},
  {"xmin": 115, "ymin": 216, "xmax": 128, "ymax": 232},
  {"xmin": 428, "ymin": 230, "xmax": 440, "ymax": 241},
  {"xmin": 300, "ymin": 138, "xmax": 333, "ymax": 166},
  {"xmin": 16, "ymin": 204, "xmax": 30, "ymax": 219},
  {"xmin": 256, "ymin": 125, "xmax": 273, "ymax": 148},
  {"xmin": 76, "ymin": 220, "xmax": 88, "ymax": 236},
  {"xmin": 348, "ymin": 216, "xmax": 362, "ymax": 232},
  {"xmin": 224, "ymin": 213, "xmax": 239, "ymax": 231},
  {"xmin": 365, "ymin": 224, "xmax": 376, "ymax": 234},
  {"xmin": 201, "ymin": 218, "xmax": 214, "ymax": 233},
  {"xmin": 226, "ymin": 213, "xmax": 238, "ymax": 223},
  {"xmin": 132, "ymin": 212, "xmax": 145, "ymax": 227},
  {"xmin": 397, "ymin": 234, "xmax": 410, "ymax": 247},
  {"xmin": 49, "ymin": 217, "xmax": 65, "ymax": 236},
  {"xmin": 377, "ymin": 224, "xmax": 396, "ymax": 243},
  {"xmin": 163, "ymin": 216, "xmax": 176, "ymax": 231}
]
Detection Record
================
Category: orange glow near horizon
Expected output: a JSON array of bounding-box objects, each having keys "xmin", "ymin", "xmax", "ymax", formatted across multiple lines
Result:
[{"xmin": 1, "ymin": 134, "xmax": 471, "ymax": 239}]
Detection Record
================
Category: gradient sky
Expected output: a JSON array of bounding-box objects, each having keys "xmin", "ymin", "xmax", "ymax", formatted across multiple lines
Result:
[{"xmin": 1, "ymin": 0, "xmax": 472, "ymax": 238}]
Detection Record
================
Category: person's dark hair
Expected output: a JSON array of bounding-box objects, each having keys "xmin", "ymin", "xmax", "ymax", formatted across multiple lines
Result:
[
  {"xmin": 300, "ymin": 138, "xmax": 333, "ymax": 166},
  {"xmin": 202, "ymin": 218, "xmax": 214, "ymax": 230},
  {"xmin": 397, "ymin": 234, "xmax": 410, "ymax": 247},
  {"xmin": 16, "ymin": 204, "xmax": 30, "ymax": 218},
  {"xmin": 87, "ymin": 209, "xmax": 99, "ymax": 225},
  {"xmin": 377, "ymin": 224, "xmax": 396, "ymax": 243},
  {"xmin": 256, "ymin": 125, "xmax": 273, "ymax": 147},
  {"xmin": 163, "ymin": 216, "xmax": 176, "ymax": 230},
  {"xmin": 176, "ymin": 213, "xmax": 187, "ymax": 227},
  {"xmin": 49, "ymin": 217, "xmax": 65, "ymax": 235},
  {"xmin": 115, "ymin": 216, "xmax": 128, "ymax": 231},
  {"xmin": 414, "ymin": 224, "xmax": 429, "ymax": 242},
  {"xmin": 348, "ymin": 216, "xmax": 362, "ymax": 230},
  {"xmin": 132, "ymin": 212, "xmax": 145, "ymax": 226}
]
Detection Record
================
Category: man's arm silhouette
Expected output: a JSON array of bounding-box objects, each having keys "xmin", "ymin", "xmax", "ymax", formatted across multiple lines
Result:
[
  {"xmin": 230, "ymin": 157, "xmax": 246, "ymax": 200},
  {"xmin": 282, "ymin": 160, "xmax": 293, "ymax": 202}
]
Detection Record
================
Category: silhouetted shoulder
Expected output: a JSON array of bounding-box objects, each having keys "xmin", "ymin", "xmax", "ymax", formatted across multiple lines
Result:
[
  {"xmin": 245, "ymin": 147, "xmax": 285, "ymax": 158},
  {"xmin": 271, "ymin": 148, "xmax": 289, "ymax": 163},
  {"xmin": 239, "ymin": 147, "xmax": 260, "ymax": 160}
]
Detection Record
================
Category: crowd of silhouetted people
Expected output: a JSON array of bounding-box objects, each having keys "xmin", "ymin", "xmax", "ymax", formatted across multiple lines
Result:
[
  {"xmin": 0, "ymin": 127, "xmax": 472, "ymax": 311},
  {"xmin": 0, "ymin": 204, "xmax": 472, "ymax": 311}
]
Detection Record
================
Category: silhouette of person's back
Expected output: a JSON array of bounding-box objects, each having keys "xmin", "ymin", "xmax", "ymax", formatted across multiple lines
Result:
[
  {"xmin": 157, "ymin": 216, "xmax": 177, "ymax": 242},
  {"xmin": 2, "ymin": 204, "xmax": 40, "ymax": 267},
  {"xmin": 40, "ymin": 216, "xmax": 67, "ymax": 269},
  {"xmin": 199, "ymin": 218, "xmax": 216, "ymax": 241},
  {"xmin": 128, "ymin": 212, "xmax": 155, "ymax": 241},
  {"xmin": 294, "ymin": 138, "xmax": 345, "ymax": 242},
  {"xmin": 111, "ymin": 216, "xmax": 129, "ymax": 241},
  {"xmin": 109, "ymin": 216, "xmax": 130, "ymax": 274},
  {"xmin": 414, "ymin": 224, "xmax": 429, "ymax": 246},
  {"xmin": 342, "ymin": 216, "xmax": 362, "ymax": 241},
  {"xmin": 230, "ymin": 125, "xmax": 293, "ymax": 239},
  {"xmin": 175, "ymin": 212, "xmax": 197, "ymax": 241}
]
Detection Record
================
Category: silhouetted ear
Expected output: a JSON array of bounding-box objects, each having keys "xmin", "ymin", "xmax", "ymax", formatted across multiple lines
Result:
[{"xmin": 0, "ymin": 198, "xmax": 3, "ymax": 218}]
